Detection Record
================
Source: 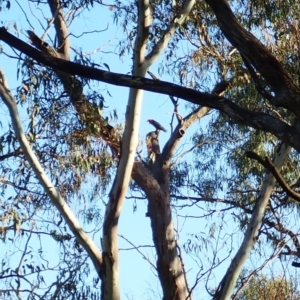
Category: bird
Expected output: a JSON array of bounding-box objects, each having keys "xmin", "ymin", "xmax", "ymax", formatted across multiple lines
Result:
[
  {"xmin": 146, "ymin": 130, "xmax": 160, "ymax": 163},
  {"xmin": 147, "ymin": 119, "xmax": 167, "ymax": 132},
  {"xmin": 146, "ymin": 131, "xmax": 161, "ymax": 155}
]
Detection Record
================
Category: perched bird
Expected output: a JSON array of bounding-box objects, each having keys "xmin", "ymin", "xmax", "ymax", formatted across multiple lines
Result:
[
  {"xmin": 147, "ymin": 119, "xmax": 167, "ymax": 132},
  {"xmin": 146, "ymin": 131, "xmax": 161, "ymax": 155},
  {"xmin": 146, "ymin": 130, "xmax": 160, "ymax": 163}
]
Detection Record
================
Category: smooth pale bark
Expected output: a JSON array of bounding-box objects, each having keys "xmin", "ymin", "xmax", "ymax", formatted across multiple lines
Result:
[
  {"xmin": 0, "ymin": 69, "xmax": 103, "ymax": 276},
  {"xmin": 101, "ymin": 86, "xmax": 144, "ymax": 300},
  {"xmin": 101, "ymin": 0, "xmax": 196, "ymax": 298},
  {"xmin": 214, "ymin": 143, "xmax": 291, "ymax": 300},
  {"xmin": 100, "ymin": 0, "xmax": 150, "ymax": 298}
]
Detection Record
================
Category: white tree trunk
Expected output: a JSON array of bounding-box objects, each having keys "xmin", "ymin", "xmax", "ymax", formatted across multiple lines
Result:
[
  {"xmin": 101, "ymin": 0, "xmax": 195, "ymax": 296},
  {"xmin": 0, "ymin": 69, "xmax": 103, "ymax": 275},
  {"xmin": 215, "ymin": 143, "xmax": 291, "ymax": 300}
]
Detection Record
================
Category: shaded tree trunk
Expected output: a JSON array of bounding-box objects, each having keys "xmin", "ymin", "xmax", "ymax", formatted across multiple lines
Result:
[
  {"xmin": 133, "ymin": 159, "xmax": 190, "ymax": 300},
  {"xmin": 148, "ymin": 189, "xmax": 188, "ymax": 299}
]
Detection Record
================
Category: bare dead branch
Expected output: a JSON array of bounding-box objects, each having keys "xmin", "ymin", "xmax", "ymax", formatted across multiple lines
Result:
[{"xmin": 68, "ymin": 25, "xmax": 109, "ymax": 39}]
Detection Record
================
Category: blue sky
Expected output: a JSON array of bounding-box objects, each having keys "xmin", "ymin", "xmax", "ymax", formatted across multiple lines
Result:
[
  {"xmin": 0, "ymin": 1, "xmax": 294, "ymax": 299},
  {"xmin": 0, "ymin": 3, "xmax": 208, "ymax": 298}
]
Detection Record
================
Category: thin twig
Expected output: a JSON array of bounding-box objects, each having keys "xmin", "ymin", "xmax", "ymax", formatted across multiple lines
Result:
[{"xmin": 119, "ymin": 234, "xmax": 156, "ymax": 270}]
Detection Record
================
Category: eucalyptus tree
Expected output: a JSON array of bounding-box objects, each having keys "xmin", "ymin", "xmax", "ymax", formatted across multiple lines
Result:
[{"xmin": 1, "ymin": 0, "xmax": 300, "ymax": 300}]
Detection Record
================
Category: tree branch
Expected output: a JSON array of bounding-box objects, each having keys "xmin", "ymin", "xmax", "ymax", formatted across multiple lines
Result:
[
  {"xmin": 47, "ymin": 0, "xmax": 70, "ymax": 58},
  {"xmin": 145, "ymin": 0, "xmax": 196, "ymax": 67},
  {"xmin": 0, "ymin": 69, "xmax": 103, "ymax": 279},
  {"xmin": 214, "ymin": 142, "xmax": 291, "ymax": 300},
  {"xmin": 0, "ymin": 28, "xmax": 299, "ymax": 151},
  {"xmin": 0, "ymin": 148, "xmax": 23, "ymax": 161},
  {"xmin": 161, "ymin": 80, "xmax": 230, "ymax": 168},
  {"xmin": 246, "ymin": 150, "xmax": 300, "ymax": 202},
  {"xmin": 1, "ymin": 27, "xmax": 298, "ymax": 152},
  {"xmin": 205, "ymin": 0, "xmax": 300, "ymax": 115},
  {"xmin": 100, "ymin": 0, "xmax": 155, "ymax": 297}
]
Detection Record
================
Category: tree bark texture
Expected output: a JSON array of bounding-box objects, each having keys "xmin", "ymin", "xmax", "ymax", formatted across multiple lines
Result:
[{"xmin": 132, "ymin": 161, "xmax": 189, "ymax": 300}]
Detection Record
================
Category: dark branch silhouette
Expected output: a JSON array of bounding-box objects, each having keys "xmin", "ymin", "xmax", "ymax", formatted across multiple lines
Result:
[
  {"xmin": 246, "ymin": 150, "xmax": 300, "ymax": 202},
  {"xmin": 0, "ymin": 28, "xmax": 300, "ymax": 152}
]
